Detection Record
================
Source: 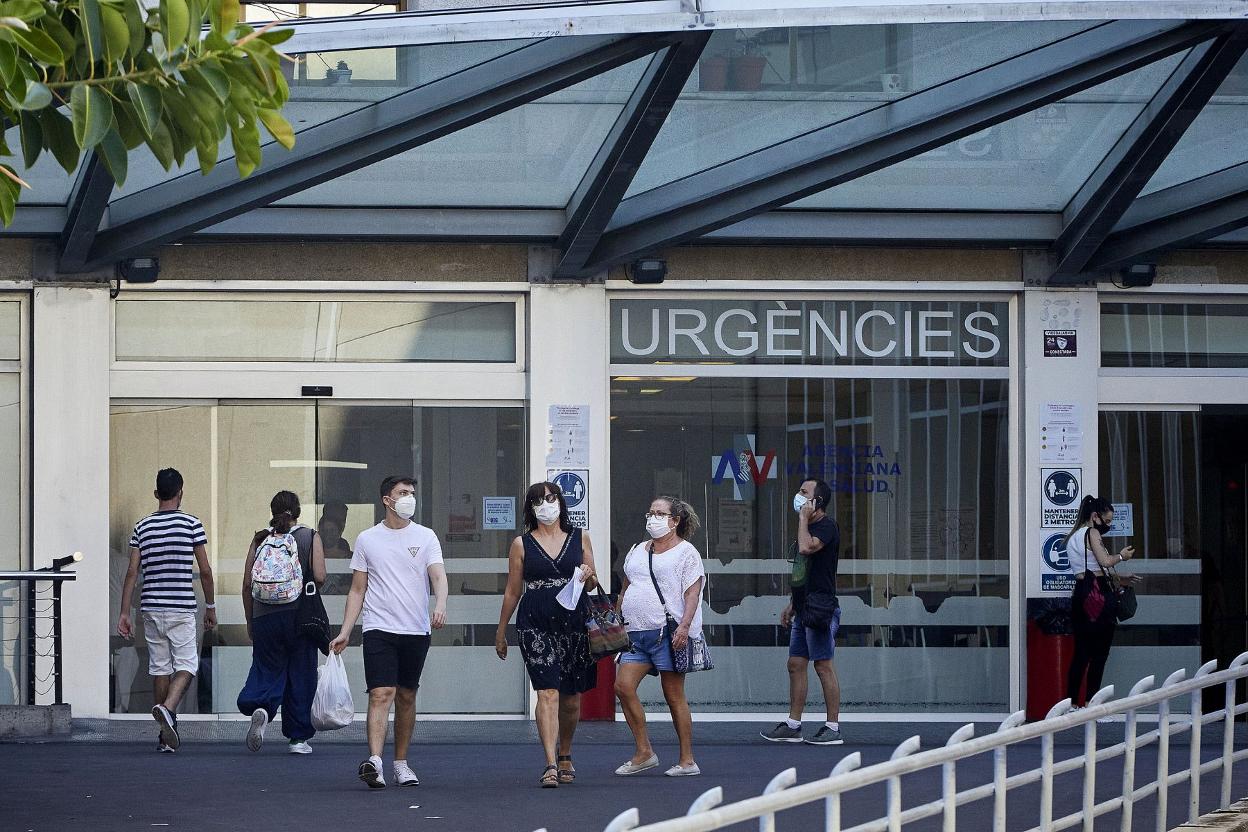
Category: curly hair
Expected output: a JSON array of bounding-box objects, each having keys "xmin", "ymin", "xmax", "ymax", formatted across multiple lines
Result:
[{"xmin": 655, "ymin": 495, "xmax": 701, "ymax": 539}]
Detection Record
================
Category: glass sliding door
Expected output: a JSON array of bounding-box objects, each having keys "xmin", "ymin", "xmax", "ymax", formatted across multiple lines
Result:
[
  {"xmin": 109, "ymin": 401, "xmax": 526, "ymax": 715},
  {"xmin": 611, "ymin": 377, "xmax": 1011, "ymax": 712}
]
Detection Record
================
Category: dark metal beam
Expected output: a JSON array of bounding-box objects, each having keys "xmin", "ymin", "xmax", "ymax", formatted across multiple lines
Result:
[
  {"xmin": 579, "ymin": 19, "xmax": 1222, "ymax": 273},
  {"xmin": 57, "ymin": 154, "xmax": 114, "ymax": 273},
  {"xmin": 551, "ymin": 32, "xmax": 710, "ymax": 280},
  {"xmin": 1049, "ymin": 24, "xmax": 1248, "ymax": 283},
  {"xmin": 82, "ymin": 32, "xmax": 677, "ymax": 270},
  {"xmin": 1085, "ymin": 161, "xmax": 1248, "ymax": 270}
]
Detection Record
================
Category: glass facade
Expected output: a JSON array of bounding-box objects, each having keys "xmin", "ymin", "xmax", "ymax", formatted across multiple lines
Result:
[
  {"xmin": 109, "ymin": 402, "xmax": 527, "ymax": 714},
  {"xmin": 1098, "ymin": 411, "xmax": 1208, "ymax": 706},
  {"xmin": 114, "ymin": 299, "xmax": 517, "ymax": 363},
  {"xmin": 1101, "ymin": 303, "xmax": 1248, "ymax": 368},
  {"xmin": 610, "ymin": 376, "xmax": 1010, "ymax": 711},
  {"xmin": 0, "ymin": 301, "xmax": 20, "ymax": 704}
]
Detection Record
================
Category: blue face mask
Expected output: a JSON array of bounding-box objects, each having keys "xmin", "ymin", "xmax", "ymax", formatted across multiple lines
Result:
[{"xmin": 793, "ymin": 493, "xmax": 807, "ymax": 513}]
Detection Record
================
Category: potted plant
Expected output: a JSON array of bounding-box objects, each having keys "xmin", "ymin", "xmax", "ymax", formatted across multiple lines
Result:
[
  {"xmin": 699, "ymin": 47, "xmax": 730, "ymax": 92},
  {"xmin": 729, "ymin": 34, "xmax": 766, "ymax": 91}
]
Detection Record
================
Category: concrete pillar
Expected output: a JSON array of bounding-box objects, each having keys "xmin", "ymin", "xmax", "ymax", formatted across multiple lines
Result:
[
  {"xmin": 526, "ymin": 284, "xmax": 611, "ymax": 582},
  {"xmin": 33, "ymin": 286, "xmax": 110, "ymax": 716},
  {"xmin": 1021, "ymin": 287, "xmax": 1101, "ymax": 709}
]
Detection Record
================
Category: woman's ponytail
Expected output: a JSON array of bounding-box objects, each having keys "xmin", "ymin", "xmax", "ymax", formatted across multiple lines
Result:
[
  {"xmin": 1064, "ymin": 494, "xmax": 1112, "ymax": 545},
  {"xmin": 268, "ymin": 490, "xmax": 301, "ymax": 535}
]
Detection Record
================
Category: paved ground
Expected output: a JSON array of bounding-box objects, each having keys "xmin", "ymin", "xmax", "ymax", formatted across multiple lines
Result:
[{"xmin": 2, "ymin": 723, "xmax": 1245, "ymax": 832}]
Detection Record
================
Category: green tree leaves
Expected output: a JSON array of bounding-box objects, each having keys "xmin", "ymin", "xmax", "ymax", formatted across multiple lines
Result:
[{"xmin": 0, "ymin": 0, "xmax": 293, "ymax": 225}]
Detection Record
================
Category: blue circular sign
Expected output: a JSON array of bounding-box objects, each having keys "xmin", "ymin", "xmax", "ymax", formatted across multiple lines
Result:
[
  {"xmin": 1042, "ymin": 533, "xmax": 1069, "ymax": 571},
  {"xmin": 553, "ymin": 472, "xmax": 587, "ymax": 508},
  {"xmin": 1044, "ymin": 470, "xmax": 1080, "ymax": 507}
]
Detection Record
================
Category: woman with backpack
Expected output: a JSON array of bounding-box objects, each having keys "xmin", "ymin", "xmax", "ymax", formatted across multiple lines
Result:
[
  {"xmin": 238, "ymin": 491, "xmax": 327, "ymax": 754},
  {"xmin": 1065, "ymin": 495, "xmax": 1141, "ymax": 707}
]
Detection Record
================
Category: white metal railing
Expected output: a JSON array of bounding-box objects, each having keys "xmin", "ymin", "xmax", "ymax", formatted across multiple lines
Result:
[{"xmin": 546, "ymin": 652, "xmax": 1248, "ymax": 832}]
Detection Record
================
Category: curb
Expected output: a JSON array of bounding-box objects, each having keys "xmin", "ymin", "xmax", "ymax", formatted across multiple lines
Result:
[{"xmin": 1174, "ymin": 799, "xmax": 1248, "ymax": 832}]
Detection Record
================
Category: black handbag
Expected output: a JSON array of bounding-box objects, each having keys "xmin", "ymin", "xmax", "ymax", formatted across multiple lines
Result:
[
  {"xmin": 1106, "ymin": 567, "xmax": 1137, "ymax": 622},
  {"xmin": 292, "ymin": 527, "xmax": 332, "ymax": 655},
  {"xmin": 647, "ymin": 544, "xmax": 712, "ymax": 674},
  {"xmin": 801, "ymin": 591, "xmax": 839, "ymax": 631}
]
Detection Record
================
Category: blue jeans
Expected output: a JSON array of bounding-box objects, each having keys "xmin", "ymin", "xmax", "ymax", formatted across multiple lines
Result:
[
  {"xmin": 789, "ymin": 609, "xmax": 840, "ymax": 662},
  {"xmin": 619, "ymin": 628, "xmax": 675, "ymax": 672},
  {"xmin": 237, "ymin": 607, "xmax": 318, "ymax": 742}
]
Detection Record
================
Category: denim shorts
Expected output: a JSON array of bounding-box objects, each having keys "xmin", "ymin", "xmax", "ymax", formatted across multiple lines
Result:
[
  {"xmin": 619, "ymin": 628, "xmax": 674, "ymax": 672},
  {"xmin": 789, "ymin": 608, "xmax": 840, "ymax": 662}
]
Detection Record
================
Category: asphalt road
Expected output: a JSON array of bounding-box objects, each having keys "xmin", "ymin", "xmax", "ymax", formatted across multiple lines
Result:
[{"xmin": 1, "ymin": 737, "xmax": 1243, "ymax": 832}]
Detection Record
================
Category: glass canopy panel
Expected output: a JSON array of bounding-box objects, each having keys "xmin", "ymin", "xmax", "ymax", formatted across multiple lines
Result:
[
  {"xmin": 787, "ymin": 53, "xmax": 1184, "ymax": 211},
  {"xmin": 626, "ymin": 21, "xmax": 1098, "ymax": 197},
  {"xmin": 112, "ymin": 38, "xmax": 535, "ymax": 200},
  {"xmin": 4, "ymin": 127, "xmax": 76, "ymax": 206},
  {"xmin": 274, "ymin": 54, "xmax": 651, "ymax": 209},
  {"xmin": 1139, "ymin": 52, "xmax": 1248, "ymax": 196}
]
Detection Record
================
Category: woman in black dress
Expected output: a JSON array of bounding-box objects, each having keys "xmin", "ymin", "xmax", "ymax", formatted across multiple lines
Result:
[{"xmin": 496, "ymin": 482, "xmax": 599, "ymax": 788}]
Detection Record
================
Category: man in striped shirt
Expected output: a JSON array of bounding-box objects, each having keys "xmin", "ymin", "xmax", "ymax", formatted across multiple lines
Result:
[{"xmin": 117, "ymin": 468, "xmax": 216, "ymax": 752}]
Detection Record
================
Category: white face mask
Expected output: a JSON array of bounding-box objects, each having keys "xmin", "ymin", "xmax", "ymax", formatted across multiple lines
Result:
[
  {"xmin": 792, "ymin": 493, "xmax": 808, "ymax": 513},
  {"xmin": 646, "ymin": 515, "xmax": 673, "ymax": 539},
  {"xmin": 392, "ymin": 494, "xmax": 416, "ymax": 520},
  {"xmin": 534, "ymin": 502, "xmax": 560, "ymax": 526}
]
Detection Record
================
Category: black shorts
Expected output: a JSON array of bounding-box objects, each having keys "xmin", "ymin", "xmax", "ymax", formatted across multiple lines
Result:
[{"xmin": 362, "ymin": 630, "xmax": 431, "ymax": 692}]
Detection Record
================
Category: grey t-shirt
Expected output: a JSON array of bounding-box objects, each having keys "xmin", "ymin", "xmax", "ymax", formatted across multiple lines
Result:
[{"xmin": 252, "ymin": 525, "xmax": 315, "ymax": 618}]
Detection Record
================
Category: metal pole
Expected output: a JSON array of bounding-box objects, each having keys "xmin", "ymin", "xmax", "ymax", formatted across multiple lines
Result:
[
  {"xmin": 52, "ymin": 578, "xmax": 63, "ymax": 705},
  {"xmin": 1041, "ymin": 730, "xmax": 1055, "ymax": 832},
  {"xmin": 1156, "ymin": 669, "xmax": 1187, "ymax": 832},
  {"xmin": 1083, "ymin": 715, "xmax": 1098, "ymax": 832},
  {"xmin": 994, "ymin": 712, "xmax": 1025, "ymax": 832},
  {"xmin": 1190, "ymin": 660, "xmax": 1217, "ymax": 822},
  {"xmin": 24, "ymin": 578, "xmax": 34, "ymax": 705},
  {"xmin": 943, "ymin": 724, "xmax": 975, "ymax": 832}
]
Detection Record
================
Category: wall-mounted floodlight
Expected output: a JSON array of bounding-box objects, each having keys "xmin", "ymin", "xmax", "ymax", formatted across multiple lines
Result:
[{"xmin": 51, "ymin": 552, "xmax": 83, "ymax": 571}]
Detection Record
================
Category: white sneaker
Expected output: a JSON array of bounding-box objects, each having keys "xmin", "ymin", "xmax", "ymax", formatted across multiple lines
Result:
[
  {"xmin": 246, "ymin": 710, "xmax": 268, "ymax": 752},
  {"xmin": 359, "ymin": 757, "xmax": 386, "ymax": 789},
  {"xmin": 288, "ymin": 741, "xmax": 312, "ymax": 754},
  {"xmin": 393, "ymin": 760, "xmax": 419, "ymax": 786}
]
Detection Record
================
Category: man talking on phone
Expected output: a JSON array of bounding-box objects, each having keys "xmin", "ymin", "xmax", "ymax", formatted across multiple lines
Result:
[{"xmin": 761, "ymin": 478, "xmax": 843, "ymax": 746}]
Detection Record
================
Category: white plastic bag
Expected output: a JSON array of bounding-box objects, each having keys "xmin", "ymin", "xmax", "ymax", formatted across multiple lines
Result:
[{"xmin": 311, "ymin": 652, "xmax": 354, "ymax": 731}]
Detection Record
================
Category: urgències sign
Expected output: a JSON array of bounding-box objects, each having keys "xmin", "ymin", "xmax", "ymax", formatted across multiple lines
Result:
[{"xmin": 611, "ymin": 300, "xmax": 1008, "ymax": 366}]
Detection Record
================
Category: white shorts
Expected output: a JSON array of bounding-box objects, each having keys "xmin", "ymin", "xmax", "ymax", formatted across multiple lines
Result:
[{"xmin": 141, "ymin": 610, "xmax": 199, "ymax": 676}]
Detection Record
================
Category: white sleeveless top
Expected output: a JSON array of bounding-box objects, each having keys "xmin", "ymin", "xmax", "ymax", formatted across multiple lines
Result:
[{"xmin": 1066, "ymin": 527, "xmax": 1094, "ymax": 574}]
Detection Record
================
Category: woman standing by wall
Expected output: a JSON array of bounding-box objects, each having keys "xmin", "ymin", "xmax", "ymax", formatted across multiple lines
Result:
[
  {"xmin": 1065, "ymin": 495, "xmax": 1140, "ymax": 706},
  {"xmin": 614, "ymin": 496, "xmax": 706, "ymax": 777},
  {"xmin": 496, "ymin": 482, "xmax": 599, "ymax": 788}
]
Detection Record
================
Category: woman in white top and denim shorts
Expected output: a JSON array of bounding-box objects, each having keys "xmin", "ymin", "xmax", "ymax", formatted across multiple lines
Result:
[{"xmin": 613, "ymin": 496, "xmax": 706, "ymax": 777}]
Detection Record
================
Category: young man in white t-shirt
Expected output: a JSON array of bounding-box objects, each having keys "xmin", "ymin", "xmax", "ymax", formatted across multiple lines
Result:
[{"xmin": 330, "ymin": 476, "xmax": 448, "ymax": 789}]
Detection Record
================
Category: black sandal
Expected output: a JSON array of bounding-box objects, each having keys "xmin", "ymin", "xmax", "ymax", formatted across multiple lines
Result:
[
  {"xmin": 557, "ymin": 755, "xmax": 576, "ymax": 784},
  {"xmin": 540, "ymin": 764, "xmax": 559, "ymax": 788}
]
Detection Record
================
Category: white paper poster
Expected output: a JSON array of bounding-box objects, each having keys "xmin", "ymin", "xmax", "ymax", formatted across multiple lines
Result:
[
  {"xmin": 482, "ymin": 497, "xmax": 515, "ymax": 531},
  {"xmin": 546, "ymin": 404, "xmax": 591, "ymax": 468},
  {"xmin": 1106, "ymin": 503, "xmax": 1133, "ymax": 537},
  {"xmin": 1040, "ymin": 402, "xmax": 1084, "ymax": 464}
]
